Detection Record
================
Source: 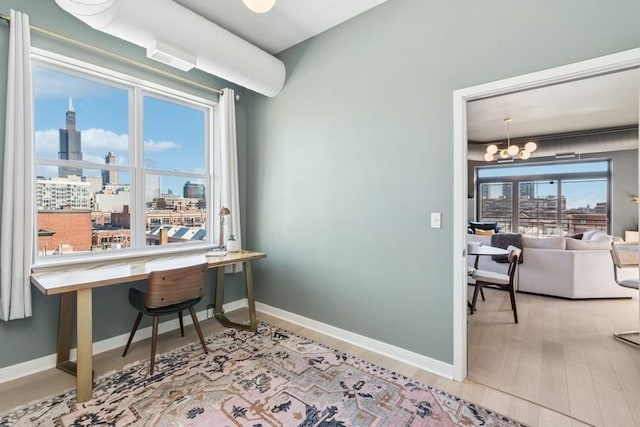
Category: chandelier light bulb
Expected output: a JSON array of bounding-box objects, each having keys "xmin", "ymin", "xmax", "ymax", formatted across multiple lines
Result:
[
  {"xmin": 519, "ymin": 150, "xmax": 531, "ymax": 160},
  {"xmin": 507, "ymin": 144, "xmax": 519, "ymax": 156},
  {"xmin": 484, "ymin": 152, "xmax": 495, "ymax": 162},
  {"xmin": 486, "ymin": 144, "xmax": 498, "ymax": 155},
  {"xmin": 242, "ymin": 0, "xmax": 277, "ymax": 13},
  {"xmin": 499, "ymin": 149, "xmax": 509, "ymax": 159},
  {"xmin": 525, "ymin": 141, "xmax": 537, "ymax": 152}
]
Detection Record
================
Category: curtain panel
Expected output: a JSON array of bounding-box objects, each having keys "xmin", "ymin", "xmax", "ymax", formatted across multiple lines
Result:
[
  {"xmin": 219, "ymin": 88, "xmax": 243, "ymax": 273},
  {"xmin": 1, "ymin": 9, "xmax": 35, "ymax": 321}
]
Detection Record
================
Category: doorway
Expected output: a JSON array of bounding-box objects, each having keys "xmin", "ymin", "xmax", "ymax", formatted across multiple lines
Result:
[{"xmin": 452, "ymin": 48, "xmax": 640, "ymax": 383}]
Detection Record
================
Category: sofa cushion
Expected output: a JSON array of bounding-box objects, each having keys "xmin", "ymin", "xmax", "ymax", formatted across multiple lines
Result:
[
  {"xmin": 566, "ymin": 238, "xmax": 611, "ymax": 250},
  {"xmin": 491, "ymin": 233, "xmax": 523, "ymax": 263},
  {"xmin": 522, "ymin": 236, "xmax": 566, "ymax": 250}
]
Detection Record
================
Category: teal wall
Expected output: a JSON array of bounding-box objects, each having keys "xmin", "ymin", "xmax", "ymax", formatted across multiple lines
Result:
[
  {"xmin": 246, "ymin": 0, "xmax": 640, "ymax": 364},
  {"xmin": 0, "ymin": 0, "xmax": 249, "ymax": 368}
]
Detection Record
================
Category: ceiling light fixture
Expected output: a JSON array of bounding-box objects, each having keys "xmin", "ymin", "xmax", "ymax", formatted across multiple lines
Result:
[
  {"xmin": 242, "ymin": 0, "xmax": 277, "ymax": 13},
  {"xmin": 484, "ymin": 117, "xmax": 537, "ymax": 162}
]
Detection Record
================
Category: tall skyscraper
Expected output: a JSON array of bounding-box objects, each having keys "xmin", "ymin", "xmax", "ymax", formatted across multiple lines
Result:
[
  {"xmin": 58, "ymin": 98, "xmax": 83, "ymax": 177},
  {"xmin": 102, "ymin": 152, "xmax": 118, "ymax": 186}
]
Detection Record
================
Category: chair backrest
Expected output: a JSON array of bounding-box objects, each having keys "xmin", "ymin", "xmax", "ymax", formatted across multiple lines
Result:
[
  {"xmin": 145, "ymin": 263, "xmax": 208, "ymax": 309},
  {"xmin": 506, "ymin": 245, "xmax": 522, "ymax": 279},
  {"xmin": 611, "ymin": 242, "xmax": 639, "ymax": 284},
  {"xmin": 611, "ymin": 242, "xmax": 639, "ymax": 269}
]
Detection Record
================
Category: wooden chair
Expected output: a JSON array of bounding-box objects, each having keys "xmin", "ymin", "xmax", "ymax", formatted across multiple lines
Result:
[
  {"xmin": 122, "ymin": 263, "xmax": 209, "ymax": 374},
  {"xmin": 470, "ymin": 245, "xmax": 521, "ymax": 323},
  {"xmin": 610, "ymin": 242, "xmax": 640, "ymax": 347}
]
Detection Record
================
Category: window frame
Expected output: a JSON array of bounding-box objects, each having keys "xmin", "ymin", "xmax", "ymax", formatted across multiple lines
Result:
[
  {"xmin": 475, "ymin": 159, "xmax": 612, "ymax": 236},
  {"xmin": 31, "ymin": 48, "xmax": 217, "ymax": 269}
]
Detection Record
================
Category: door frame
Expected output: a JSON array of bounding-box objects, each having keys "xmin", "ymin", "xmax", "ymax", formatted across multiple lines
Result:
[{"xmin": 452, "ymin": 48, "xmax": 640, "ymax": 382}]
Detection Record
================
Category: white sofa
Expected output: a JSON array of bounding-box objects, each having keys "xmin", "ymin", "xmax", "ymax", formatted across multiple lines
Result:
[{"xmin": 468, "ymin": 234, "xmax": 637, "ymax": 299}]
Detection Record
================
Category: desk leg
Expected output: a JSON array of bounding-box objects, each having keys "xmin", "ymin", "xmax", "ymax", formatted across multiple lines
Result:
[
  {"xmin": 76, "ymin": 288, "xmax": 93, "ymax": 402},
  {"xmin": 245, "ymin": 261, "xmax": 257, "ymax": 331},
  {"xmin": 214, "ymin": 262, "xmax": 257, "ymax": 332},
  {"xmin": 56, "ymin": 293, "xmax": 75, "ymax": 374}
]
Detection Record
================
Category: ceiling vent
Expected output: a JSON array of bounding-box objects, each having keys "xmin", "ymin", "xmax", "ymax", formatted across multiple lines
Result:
[{"xmin": 54, "ymin": 0, "xmax": 286, "ymax": 97}]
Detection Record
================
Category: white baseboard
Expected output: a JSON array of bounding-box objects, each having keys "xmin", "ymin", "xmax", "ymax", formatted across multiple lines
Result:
[
  {"xmin": 0, "ymin": 299, "xmax": 248, "ymax": 384},
  {"xmin": 1, "ymin": 298, "xmax": 454, "ymax": 385},
  {"xmin": 255, "ymin": 302, "xmax": 454, "ymax": 380}
]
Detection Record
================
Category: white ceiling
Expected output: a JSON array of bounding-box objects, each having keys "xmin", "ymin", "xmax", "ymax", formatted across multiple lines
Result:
[
  {"xmin": 174, "ymin": 0, "xmax": 389, "ymax": 54},
  {"xmin": 175, "ymin": 0, "xmax": 638, "ymax": 144},
  {"xmin": 467, "ymin": 68, "xmax": 640, "ymax": 143}
]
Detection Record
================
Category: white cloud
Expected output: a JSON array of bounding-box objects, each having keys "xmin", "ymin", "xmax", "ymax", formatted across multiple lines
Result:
[
  {"xmin": 35, "ymin": 128, "xmax": 180, "ymax": 164},
  {"xmin": 144, "ymin": 139, "xmax": 180, "ymax": 152}
]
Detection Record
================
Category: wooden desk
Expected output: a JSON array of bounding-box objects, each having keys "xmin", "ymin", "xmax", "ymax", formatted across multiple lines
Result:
[{"xmin": 30, "ymin": 250, "xmax": 266, "ymax": 402}]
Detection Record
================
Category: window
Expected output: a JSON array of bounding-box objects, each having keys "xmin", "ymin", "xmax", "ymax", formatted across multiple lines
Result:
[
  {"xmin": 476, "ymin": 161, "xmax": 610, "ymax": 237},
  {"xmin": 32, "ymin": 53, "xmax": 215, "ymax": 263}
]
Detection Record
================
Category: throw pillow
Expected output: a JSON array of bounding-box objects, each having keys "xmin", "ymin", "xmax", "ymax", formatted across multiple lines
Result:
[
  {"xmin": 469, "ymin": 221, "xmax": 499, "ymax": 233},
  {"xmin": 566, "ymin": 238, "xmax": 612, "ymax": 250},
  {"xmin": 522, "ymin": 236, "xmax": 566, "ymax": 250},
  {"xmin": 581, "ymin": 229, "xmax": 609, "ymax": 241},
  {"xmin": 588, "ymin": 231, "xmax": 612, "ymax": 242},
  {"xmin": 474, "ymin": 229, "xmax": 495, "ymax": 236},
  {"xmin": 565, "ymin": 233, "xmax": 583, "ymax": 240}
]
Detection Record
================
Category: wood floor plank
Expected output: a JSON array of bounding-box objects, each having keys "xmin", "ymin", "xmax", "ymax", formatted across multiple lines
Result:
[{"xmin": 469, "ymin": 290, "xmax": 640, "ymax": 426}]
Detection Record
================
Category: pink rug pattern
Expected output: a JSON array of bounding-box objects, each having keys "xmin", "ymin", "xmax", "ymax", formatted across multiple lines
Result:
[{"xmin": 1, "ymin": 322, "xmax": 527, "ymax": 426}]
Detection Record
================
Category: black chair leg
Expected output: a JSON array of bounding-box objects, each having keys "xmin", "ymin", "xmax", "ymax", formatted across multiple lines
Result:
[
  {"xmin": 150, "ymin": 316, "xmax": 159, "ymax": 375},
  {"xmin": 480, "ymin": 288, "xmax": 485, "ymax": 301},
  {"xmin": 178, "ymin": 311, "xmax": 184, "ymax": 337},
  {"xmin": 508, "ymin": 285, "xmax": 518, "ymax": 323},
  {"xmin": 122, "ymin": 312, "xmax": 143, "ymax": 357},
  {"xmin": 470, "ymin": 282, "xmax": 484, "ymax": 314},
  {"xmin": 189, "ymin": 306, "xmax": 208, "ymax": 354}
]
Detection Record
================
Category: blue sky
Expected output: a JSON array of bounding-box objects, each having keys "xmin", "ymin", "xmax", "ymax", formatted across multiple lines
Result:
[{"xmin": 33, "ymin": 66, "xmax": 207, "ymax": 196}]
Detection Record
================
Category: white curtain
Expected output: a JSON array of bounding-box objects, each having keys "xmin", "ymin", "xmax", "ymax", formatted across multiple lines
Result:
[
  {"xmin": 220, "ymin": 88, "xmax": 242, "ymax": 273},
  {"xmin": 1, "ymin": 10, "xmax": 34, "ymax": 321}
]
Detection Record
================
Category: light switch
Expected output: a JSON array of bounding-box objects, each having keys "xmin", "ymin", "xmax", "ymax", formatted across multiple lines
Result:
[{"xmin": 430, "ymin": 212, "xmax": 441, "ymax": 228}]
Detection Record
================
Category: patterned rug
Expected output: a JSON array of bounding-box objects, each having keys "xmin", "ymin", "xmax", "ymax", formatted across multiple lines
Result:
[{"xmin": 1, "ymin": 321, "xmax": 527, "ymax": 426}]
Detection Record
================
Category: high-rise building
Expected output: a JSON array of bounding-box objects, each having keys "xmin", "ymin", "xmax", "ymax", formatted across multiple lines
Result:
[
  {"xmin": 183, "ymin": 181, "xmax": 205, "ymax": 199},
  {"xmin": 36, "ymin": 176, "xmax": 91, "ymax": 210},
  {"xmin": 102, "ymin": 152, "xmax": 118, "ymax": 185},
  {"xmin": 58, "ymin": 98, "xmax": 83, "ymax": 177}
]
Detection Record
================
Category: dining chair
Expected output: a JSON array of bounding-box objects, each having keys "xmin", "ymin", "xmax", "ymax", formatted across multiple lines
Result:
[
  {"xmin": 610, "ymin": 242, "xmax": 640, "ymax": 347},
  {"xmin": 122, "ymin": 263, "xmax": 209, "ymax": 374},
  {"xmin": 470, "ymin": 245, "xmax": 521, "ymax": 323}
]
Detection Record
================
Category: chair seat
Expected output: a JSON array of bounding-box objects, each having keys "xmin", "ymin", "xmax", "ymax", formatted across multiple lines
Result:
[
  {"xmin": 129, "ymin": 288, "xmax": 202, "ymax": 316},
  {"xmin": 619, "ymin": 279, "xmax": 640, "ymax": 290},
  {"xmin": 472, "ymin": 269, "xmax": 510, "ymax": 285}
]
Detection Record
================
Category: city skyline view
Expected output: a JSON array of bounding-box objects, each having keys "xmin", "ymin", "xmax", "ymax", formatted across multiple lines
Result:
[
  {"xmin": 477, "ymin": 161, "xmax": 609, "ymax": 210},
  {"xmin": 33, "ymin": 65, "xmax": 208, "ymax": 196}
]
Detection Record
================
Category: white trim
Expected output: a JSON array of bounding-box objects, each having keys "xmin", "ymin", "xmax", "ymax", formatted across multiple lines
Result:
[
  {"xmin": 0, "ymin": 298, "xmax": 247, "ymax": 384},
  {"xmin": 256, "ymin": 302, "xmax": 454, "ymax": 380},
  {"xmin": 453, "ymin": 47, "xmax": 640, "ymax": 382}
]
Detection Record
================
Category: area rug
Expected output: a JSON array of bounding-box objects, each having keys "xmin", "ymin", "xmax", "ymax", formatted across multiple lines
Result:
[{"xmin": 1, "ymin": 321, "xmax": 527, "ymax": 426}]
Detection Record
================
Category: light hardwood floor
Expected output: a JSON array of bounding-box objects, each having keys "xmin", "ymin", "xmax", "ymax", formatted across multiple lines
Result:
[
  {"xmin": 468, "ymin": 286, "xmax": 640, "ymax": 427},
  {"xmin": 1, "ymin": 309, "xmax": 588, "ymax": 426}
]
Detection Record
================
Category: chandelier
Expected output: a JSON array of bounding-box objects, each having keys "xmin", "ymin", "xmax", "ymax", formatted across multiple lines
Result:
[
  {"xmin": 242, "ymin": 0, "xmax": 277, "ymax": 13},
  {"xmin": 484, "ymin": 117, "xmax": 537, "ymax": 161}
]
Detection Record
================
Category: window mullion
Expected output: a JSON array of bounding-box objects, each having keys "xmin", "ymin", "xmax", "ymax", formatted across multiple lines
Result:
[{"xmin": 132, "ymin": 87, "xmax": 145, "ymax": 249}]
